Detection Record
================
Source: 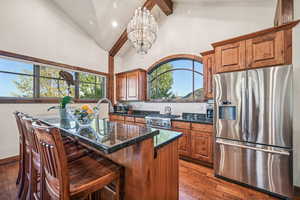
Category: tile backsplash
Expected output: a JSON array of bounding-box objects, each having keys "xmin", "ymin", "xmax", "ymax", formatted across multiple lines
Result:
[{"xmin": 127, "ymin": 102, "xmax": 208, "ymax": 115}]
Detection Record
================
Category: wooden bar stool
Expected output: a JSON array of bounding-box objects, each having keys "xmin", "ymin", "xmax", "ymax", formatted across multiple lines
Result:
[
  {"xmin": 32, "ymin": 122, "xmax": 122, "ymax": 200},
  {"xmin": 15, "ymin": 112, "xmax": 91, "ymax": 200},
  {"xmin": 14, "ymin": 111, "xmax": 27, "ymax": 200}
]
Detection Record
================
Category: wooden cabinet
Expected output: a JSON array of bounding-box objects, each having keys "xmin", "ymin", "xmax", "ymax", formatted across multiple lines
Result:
[
  {"xmin": 116, "ymin": 74, "xmax": 127, "ymax": 101},
  {"xmin": 246, "ymin": 31, "xmax": 285, "ymax": 69},
  {"xmin": 190, "ymin": 130, "xmax": 213, "ymax": 164},
  {"xmin": 201, "ymin": 50, "xmax": 215, "ymax": 99},
  {"xmin": 109, "ymin": 114, "xmax": 214, "ymax": 166},
  {"xmin": 215, "ymin": 41, "xmax": 246, "ymax": 73},
  {"xmin": 212, "ymin": 24, "xmax": 295, "ymax": 73},
  {"xmin": 173, "ymin": 128, "xmax": 191, "ymax": 157},
  {"xmin": 116, "ymin": 69, "xmax": 147, "ymax": 101}
]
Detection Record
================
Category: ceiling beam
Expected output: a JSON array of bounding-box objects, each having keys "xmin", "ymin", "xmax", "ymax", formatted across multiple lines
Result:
[
  {"xmin": 109, "ymin": 0, "xmax": 172, "ymax": 56},
  {"xmin": 274, "ymin": 0, "xmax": 294, "ymax": 26},
  {"xmin": 153, "ymin": 0, "xmax": 173, "ymax": 16}
]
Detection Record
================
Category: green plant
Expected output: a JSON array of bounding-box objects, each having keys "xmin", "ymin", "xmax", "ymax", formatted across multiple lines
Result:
[{"xmin": 48, "ymin": 96, "xmax": 73, "ymax": 111}]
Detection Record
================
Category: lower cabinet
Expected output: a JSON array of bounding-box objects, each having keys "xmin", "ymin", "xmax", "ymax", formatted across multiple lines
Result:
[
  {"xmin": 173, "ymin": 128, "xmax": 191, "ymax": 157},
  {"xmin": 109, "ymin": 114, "xmax": 214, "ymax": 166},
  {"xmin": 190, "ymin": 130, "xmax": 213, "ymax": 163}
]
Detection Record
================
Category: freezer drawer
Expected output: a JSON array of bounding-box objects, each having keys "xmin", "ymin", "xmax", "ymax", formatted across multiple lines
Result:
[{"xmin": 214, "ymin": 138, "xmax": 293, "ymax": 198}]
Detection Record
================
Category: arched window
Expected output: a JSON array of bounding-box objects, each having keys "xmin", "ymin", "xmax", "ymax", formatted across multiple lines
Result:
[{"xmin": 148, "ymin": 55, "xmax": 203, "ymax": 101}]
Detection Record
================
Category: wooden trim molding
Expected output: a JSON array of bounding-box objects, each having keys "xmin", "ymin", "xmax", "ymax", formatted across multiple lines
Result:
[
  {"xmin": 0, "ymin": 155, "xmax": 19, "ymax": 165},
  {"xmin": 147, "ymin": 54, "xmax": 203, "ymax": 73},
  {"xmin": 116, "ymin": 68, "xmax": 147, "ymax": 75},
  {"xmin": 0, "ymin": 98, "xmax": 99, "ymax": 104},
  {"xmin": 108, "ymin": 55, "xmax": 115, "ymax": 104},
  {"xmin": 212, "ymin": 19, "xmax": 300, "ymax": 47},
  {"xmin": 200, "ymin": 50, "xmax": 215, "ymax": 56},
  {"xmin": 153, "ymin": 0, "xmax": 173, "ymax": 16},
  {"xmin": 0, "ymin": 50, "xmax": 109, "ymax": 77},
  {"xmin": 274, "ymin": 0, "xmax": 294, "ymax": 26}
]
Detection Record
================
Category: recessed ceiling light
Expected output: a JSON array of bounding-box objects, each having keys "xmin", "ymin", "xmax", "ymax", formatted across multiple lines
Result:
[
  {"xmin": 113, "ymin": 2, "xmax": 118, "ymax": 8},
  {"xmin": 112, "ymin": 21, "xmax": 118, "ymax": 28},
  {"xmin": 88, "ymin": 20, "xmax": 94, "ymax": 25}
]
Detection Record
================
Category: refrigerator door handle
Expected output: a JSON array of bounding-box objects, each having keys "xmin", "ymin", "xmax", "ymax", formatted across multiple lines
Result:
[{"xmin": 216, "ymin": 139, "xmax": 290, "ymax": 156}]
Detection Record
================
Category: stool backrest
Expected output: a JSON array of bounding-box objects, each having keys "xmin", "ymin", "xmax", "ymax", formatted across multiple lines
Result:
[{"xmin": 32, "ymin": 123, "xmax": 70, "ymax": 200}]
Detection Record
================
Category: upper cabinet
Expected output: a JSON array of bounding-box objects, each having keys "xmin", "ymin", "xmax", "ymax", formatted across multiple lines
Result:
[
  {"xmin": 215, "ymin": 41, "xmax": 246, "ymax": 73},
  {"xmin": 116, "ymin": 69, "xmax": 147, "ymax": 101},
  {"xmin": 201, "ymin": 50, "xmax": 215, "ymax": 99},
  {"xmin": 246, "ymin": 31, "xmax": 287, "ymax": 69},
  {"xmin": 212, "ymin": 21, "xmax": 297, "ymax": 73}
]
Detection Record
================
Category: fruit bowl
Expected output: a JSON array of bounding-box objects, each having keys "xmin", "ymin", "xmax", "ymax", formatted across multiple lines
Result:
[{"xmin": 69, "ymin": 104, "xmax": 99, "ymax": 127}]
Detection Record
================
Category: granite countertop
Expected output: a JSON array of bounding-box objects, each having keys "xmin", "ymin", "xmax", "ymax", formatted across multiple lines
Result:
[
  {"xmin": 37, "ymin": 116, "xmax": 182, "ymax": 153},
  {"xmin": 37, "ymin": 116, "xmax": 160, "ymax": 154}
]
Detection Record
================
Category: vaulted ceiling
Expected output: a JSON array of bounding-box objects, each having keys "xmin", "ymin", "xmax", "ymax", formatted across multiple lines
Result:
[{"xmin": 50, "ymin": 0, "xmax": 274, "ymax": 55}]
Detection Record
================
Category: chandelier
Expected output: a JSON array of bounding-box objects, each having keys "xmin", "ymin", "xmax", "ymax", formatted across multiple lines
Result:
[{"xmin": 127, "ymin": 7, "xmax": 158, "ymax": 55}]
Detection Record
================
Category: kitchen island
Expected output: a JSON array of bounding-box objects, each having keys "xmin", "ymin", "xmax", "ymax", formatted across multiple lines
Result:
[{"xmin": 38, "ymin": 116, "xmax": 182, "ymax": 200}]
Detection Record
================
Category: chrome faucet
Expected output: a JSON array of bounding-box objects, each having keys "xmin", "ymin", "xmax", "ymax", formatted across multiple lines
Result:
[{"xmin": 96, "ymin": 97, "xmax": 114, "ymax": 113}]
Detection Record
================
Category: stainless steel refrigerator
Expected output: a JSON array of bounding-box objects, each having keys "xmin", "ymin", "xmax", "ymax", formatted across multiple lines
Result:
[{"xmin": 214, "ymin": 65, "xmax": 293, "ymax": 199}]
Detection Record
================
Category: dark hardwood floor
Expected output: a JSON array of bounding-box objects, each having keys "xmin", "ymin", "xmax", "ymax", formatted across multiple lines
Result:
[{"xmin": 0, "ymin": 160, "xmax": 298, "ymax": 200}]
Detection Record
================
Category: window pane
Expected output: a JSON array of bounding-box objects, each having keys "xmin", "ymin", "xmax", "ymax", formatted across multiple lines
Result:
[
  {"xmin": 40, "ymin": 66, "xmax": 75, "ymax": 79},
  {"xmin": 151, "ymin": 71, "xmax": 174, "ymax": 99},
  {"xmin": 0, "ymin": 72, "xmax": 33, "ymax": 97},
  {"xmin": 194, "ymin": 73, "xmax": 204, "ymax": 100},
  {"xmin": 79, "ymin": 72, "xmax": 96, "ymax": 83},
  {"xmin": 40, "ymin": 78, "xmax": 75, "ymax": 97},
  {"xmin": 79, "ymin": 83, "xmax": 104, "ymax": 99},
  {"xmin": 170, "ymin": 59, "xmax": 193, "ymax": 70},
  {"xmin": 0, "ymin": 58, "xmax": 33, "ymax": 75},
  {"xmin": 194, "ymin": 60, "xmax": 203, "ymax": 74},
  {"xmin": 171, "ymin": 70, "xmax": 193, "ymax": 99}
]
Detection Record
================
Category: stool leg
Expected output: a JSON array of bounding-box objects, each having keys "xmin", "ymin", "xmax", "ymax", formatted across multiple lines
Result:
[{"xmin": 114, "ymin": 178, "xmax": 120, "ymax": 200}]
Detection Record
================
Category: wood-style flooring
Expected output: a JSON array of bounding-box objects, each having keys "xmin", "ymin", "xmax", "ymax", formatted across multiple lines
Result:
[{"xmin": 0, "ymin": 160, "xmax": 298, "ymax": 200}]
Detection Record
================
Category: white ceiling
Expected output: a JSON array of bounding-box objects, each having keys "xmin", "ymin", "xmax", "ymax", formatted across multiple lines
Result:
[{"xmin": 51, "ymin": 0, "xmax": 274, "ymax": 54}]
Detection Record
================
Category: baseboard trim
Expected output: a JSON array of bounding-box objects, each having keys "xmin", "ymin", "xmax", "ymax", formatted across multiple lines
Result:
[
  {"xmin": 180, "ymin": 156, "xmax": 213, "ymax": 168},
  {"xmin": 0, "ymin": 155, "xmax": 19, "ymax": 165}
]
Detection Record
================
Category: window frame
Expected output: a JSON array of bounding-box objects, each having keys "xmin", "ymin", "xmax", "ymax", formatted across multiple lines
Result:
[
  {"xmin": 147, "ymin": 54, "xmax": 204, "ymax": 103},
  {"xmin": 0, "ymin": 51, "xmax": 108, "ymax": 103}
]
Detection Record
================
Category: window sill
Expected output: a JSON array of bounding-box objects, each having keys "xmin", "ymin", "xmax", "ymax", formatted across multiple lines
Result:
[
  {"xmin": 0, "ymin": 98, "xmax": 99, "ymax": 104},
  {"xmin": 119, "ymin": 99, "xmax": 208, "ymax": 103}
]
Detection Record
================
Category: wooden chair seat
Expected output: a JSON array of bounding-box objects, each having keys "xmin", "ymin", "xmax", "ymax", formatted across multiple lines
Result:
[{"xmin": 68, "ymin": 153, "xmax": 120, "ymax": 198}]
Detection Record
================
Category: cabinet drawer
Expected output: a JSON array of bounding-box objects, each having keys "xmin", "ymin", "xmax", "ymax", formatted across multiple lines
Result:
[
  {"xmin": 110, "ymin": 115, "xmax": 125, "ymax": 121},
  {"xmin": 191, "ymin": 123, "xmax": 213, "ymax": 132},
  {"xmin": 191, "ymin": 131, "xmax": 213, "ymax": 163},
  {"xmin": 135, "ymin": 117, "xmax": 146, "ymax": 124},
  {"xmin": 172, "ymin": 121, "xmax": 190, "ymax": 129},
  {"xmin": 125, "ymin": 116, "xmax": 135, "ymax": 122}
]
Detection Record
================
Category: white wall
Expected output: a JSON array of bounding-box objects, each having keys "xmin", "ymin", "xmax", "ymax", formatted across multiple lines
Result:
[
  {"xmin": 0, "ymin": 0, "xmax": 109, "ymax": 159},
  {"xmin": 0, "ymin": 0, "xmax": 108, "ymax": 72},
  {"xmin": 293, "ymin": 0, "xmax": 300, "ymax": 187},
  {"xmin": 0, "ymin": 104, "xmax": 108, "ymax": 159},
  {"xmin": 117, "ymin": 1, "xmax": 275, "ymax": 114}
]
